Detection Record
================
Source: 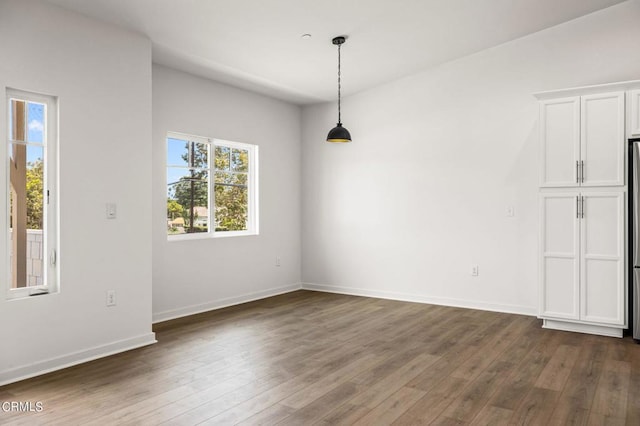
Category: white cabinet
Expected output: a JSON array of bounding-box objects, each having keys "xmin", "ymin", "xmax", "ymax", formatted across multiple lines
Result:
[
  {"xmin": 630, "ymin": 89, "xmax": 640, "ymax": 136},
  {"xmin": 580, "ymin": 93, "xmax": 625, "ymax": 186},
  {"xmin": 539, "ymin": 191, "xmax": 625, "ymax": 336},
  {"xmin": 539, "ymin": 193, "xmax": 580, "ymax": 320},
  {"xmin": 536, "ymin": 81, "xmax": 640, "ymax": 338},
  {"xmin": 580, "ymin": 192, "xmax": 625, "ymax": 325},
  {"xmin": 539, "ymin": 98, "xmax": 579, "ymax": 187},
  {"xmin": 539, "ymin": 92, "xmax": 624, "ymax": 187}
]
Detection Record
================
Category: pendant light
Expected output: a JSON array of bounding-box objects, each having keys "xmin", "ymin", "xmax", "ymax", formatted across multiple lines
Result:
[{"xmin": 326, "ymin": 36, "xmax": 351, "ymax": 143}]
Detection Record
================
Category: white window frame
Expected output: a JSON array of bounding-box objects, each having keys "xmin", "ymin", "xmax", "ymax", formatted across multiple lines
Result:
[
  {"xmin": 166, "ymin": 131, "xmax": 259, "ymax": 241},
  {"xmin": 4, "ymin": 88, "xmax": 58, "ymax": 300}
]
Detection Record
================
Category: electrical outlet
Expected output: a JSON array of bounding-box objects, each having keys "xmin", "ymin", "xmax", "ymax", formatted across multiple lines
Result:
[
  {"xmin": 106, "ymin": 290, "xmax": 116, "ymax": 307},
  {"xmin": 106, "ymin": 203, "xmax": 117, "ymax": 219},
  {"xmin": 275, "ymin": 256, "xmax": 281, "ymax": 267},
  {"xmin": 471, "ymin": 265, "xmax": 479, "ymax": 276}
]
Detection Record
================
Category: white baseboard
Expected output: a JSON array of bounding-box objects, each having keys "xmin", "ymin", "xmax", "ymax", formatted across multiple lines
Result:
[
  {"xmin": 0, "ymin": 332, "xmax": 157, "ymax": 386},
  {"xmin": 301, "ymin": 282, "xmax": 537, "ymax": 317},
  {"xmin": 152, "ymin": 283, "xmax": 302, "ymax": 323},
  {"xmin": 542, "ymin": 319, "xmax": 623, "ymax": 338}
]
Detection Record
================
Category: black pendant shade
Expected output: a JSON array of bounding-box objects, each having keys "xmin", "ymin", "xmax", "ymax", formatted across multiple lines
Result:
[
  {"xmin": 327, "ymin": 36, "xmax": 351, "ymax": 143},
  {"xmin": 327, "ymin": 122, "xmax": 351, "ymax": 143}
]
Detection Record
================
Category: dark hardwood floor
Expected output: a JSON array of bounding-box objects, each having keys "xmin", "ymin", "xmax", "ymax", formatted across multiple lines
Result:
[{"xmin": 1, "ymin": 290, "xmax": 639, "ymax": 425}]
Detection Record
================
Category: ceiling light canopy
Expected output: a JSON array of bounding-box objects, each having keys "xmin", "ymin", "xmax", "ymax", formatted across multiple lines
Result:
[{"xmin": 327, "ymin": 36, "xmax": 351, "ymax": 143}]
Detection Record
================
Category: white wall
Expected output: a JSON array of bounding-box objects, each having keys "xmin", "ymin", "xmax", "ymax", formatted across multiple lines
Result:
[
  {"xmin": 152, "ymin": 65, "xmax": 301, "ymax": 322},
  {"xmin": 301, "ymin": 1, "xmax": 640, "ymax": 315},
  {"xmin": 0, "ymin": 0, "xmax": 155, "ymax": 384}
]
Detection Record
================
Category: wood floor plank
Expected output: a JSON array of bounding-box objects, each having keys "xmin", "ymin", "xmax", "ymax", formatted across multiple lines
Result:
[
  {"xmin": 201, "ymin": 353, "xmax": 382, "ymax": 425},
  {"xmin": 534, "ymin": 343, "xmax": 581, "ymax": 391},
  {"xmin": 558, "ymin": 336, "xmax": 607, "ymax": 410},
  {"xmin": 627, "ymin": 346, "xmax": 640, "ymax": 426},
  {"xmin": 236, "ymin": 403, "xmax": 295, "ymax": 426},
  {"xmin": 164, "ymin": 347, "xmax": 376, "ymax": 424},
  {"xmin": 316, "ymin": 403, "xmax": 371, "ymax": 425},
  {"xmin": 272, "ymin": 382, "xmax": 364, "ymax": 426},
  {"xmin": 350, "ymin": 347, "xmax": 438, "ymax": 387},
  {"xmin": 547, "ymin": 396, "xmax": 589, "ymax": 426},
  {"xmin": 405, "ymin": 345, "xmax": 479, "ymax": 392},
  {"xmin": 468, "ymin": 405, "xmax": 513, "ymax": 425},
  {"xmin": 129, "ymin": 373, "xmax": 267, "ymax": 425},
  {"xmin": 586, "ymin": 412, "xmax": 626, "ymax": 426},
  {"xmin": 393, "ymin": 376, "xmax": 469, "ymax": 425},
  {"xmin": 429, "ymin": 416, "xmax": 468, "ymax": 426},
  {"xmin": 486, "ymin": 338, "xmax": 554, "ymax": 410},
  {"xmin": 1, "ymin": 290, "xmax": 639, "ymax": 425},
  {"xmin": 591, "ymin": 358, "xmax": 631, "ymax": 417},
  {"xmin": 450, "ymin": 315, "xmax": 530, "ymax": 382},
  {"xmin": 279, "ymin": 353, "xmax": 385, "ymax": 409},
  {"xmin": 441, "ymin": 361, "xmax": 515, "ymax": 422},
  {"xmin": 346, "ymin": 353, "xmax": 440, "ymax": 409},
  {"xmin": 351, "ymin": 386, "xmax": 426, "ymax": 426},
  {"xmin": 510, "ymin": 387, "xmax": 560, "ymax": 425}
]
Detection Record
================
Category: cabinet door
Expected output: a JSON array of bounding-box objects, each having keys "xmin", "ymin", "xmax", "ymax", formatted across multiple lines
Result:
[
  {"xmin": 580, "ymin": 192, "xmax": 625, "ymax": 325},
  {"xmin": 629, "ymin": 89, "xmax": 640, "ymax": 136},
  {"xmin": 539, "ymin": 193, "xmax": 580, "ymax": 320},
  {"xmin": 540, "ymin": 97, "xmax": 580, "ymax": 187},
  {"xmin": 580, "ymin": 92, "xmax": 625, "ymax": 186}
]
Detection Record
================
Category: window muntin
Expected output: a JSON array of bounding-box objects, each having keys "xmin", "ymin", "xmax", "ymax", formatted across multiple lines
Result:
[
  {"xmin": 6, "ymin": 90, "xmax": 57, "ymax": 298},
  {"xmin": 166, "ymin": 132, "xmax": 258, "ymax": 239}
]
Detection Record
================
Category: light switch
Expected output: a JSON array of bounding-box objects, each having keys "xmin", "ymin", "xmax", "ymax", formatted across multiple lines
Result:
[
  {"xmin": 506, "ymin": 206, "xmax": 515, "ymax": 217},
  {"xmin": 106, "ymin": 203, "xmax": 117, "ymax": 219}
]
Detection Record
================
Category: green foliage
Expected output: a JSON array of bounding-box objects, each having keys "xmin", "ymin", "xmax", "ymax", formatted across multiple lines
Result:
[
  {"xmin": 214, "ymin": 147, "xmax": 248, "ymax": 231},
  {"xmin": 26, "ymin": 160, "xmax": 43, "ymax": 229},
  {"xmin": 167, "ymin": 200, "xmax": 183, "ymax": 220}
]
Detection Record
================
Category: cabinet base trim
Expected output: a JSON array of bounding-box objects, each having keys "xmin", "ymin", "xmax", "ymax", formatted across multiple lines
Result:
[{"xmin": 542, "ymin": 319, "xmax": 623, "ymax": 337}]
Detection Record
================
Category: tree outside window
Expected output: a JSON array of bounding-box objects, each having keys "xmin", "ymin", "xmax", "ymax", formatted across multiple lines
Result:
[{"xmin": 166, "ymin": 133, "xmax": 257, "ymax": 238}]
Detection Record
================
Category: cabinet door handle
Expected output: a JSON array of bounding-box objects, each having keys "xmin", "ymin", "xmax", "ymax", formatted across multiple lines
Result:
[
  {"xmin": 580, "ymin": 161, "xmax": 585, "ymax": 183},
  {"xmin": 581, "ymin": 195, "xmax": 585, "ymax": 218},
  {"xmin": 576, "ymin": 161, "xmax": 580, "ymax": 183},
  {"xmin": 577, "ymin": 196, "xmax": 580, "ymax": 218}
]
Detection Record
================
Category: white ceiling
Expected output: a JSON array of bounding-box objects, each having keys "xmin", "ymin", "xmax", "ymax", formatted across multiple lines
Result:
[{"xmin": 45, "ymin": 0, "xmax": 626, "ymax": 105}]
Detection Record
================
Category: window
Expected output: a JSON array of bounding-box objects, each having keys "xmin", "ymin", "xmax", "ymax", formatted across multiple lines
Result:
[
  {"xmin": 5, "ymin": 89, "xmax": 57, "ymax": 299},
  {"xmin": 166, "ymin": 132, "xmax": 258, "ymax": 239}
]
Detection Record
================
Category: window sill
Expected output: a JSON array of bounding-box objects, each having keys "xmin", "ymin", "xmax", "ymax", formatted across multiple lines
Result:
[
  {"xmin": 167, "ymin": 230, "xmax": 258, "ymax": 242},
  {"xmin": 6, "ymin": 287, "xmax": 54, "ymax": 301}
]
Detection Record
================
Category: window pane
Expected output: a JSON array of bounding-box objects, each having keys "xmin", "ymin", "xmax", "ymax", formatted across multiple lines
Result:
[
  {"xmin": 167, "ymin": 138, "xmax": 209, "ymax": 169},
  {"xmin": 167, "ymin": 137, "xmax": 189, "ymax": 167},
  {"xmin": 10, "ymin": 99, "xmax": 26, "ymax": 142},
  {"xmin": 27, "ymin": 144, "xmax": 44, "ymax": 164},
  {"xmin": 215, "ymin": 170, "xmax": 231, "ymax": 185},
  {"xmin": 167, "ymin": 169, "xmax": 209, "ymax": 235},
  {"xmin": 8, "ymin": 143, "xmax": 44, "ymax": 288},
  {"xmin": 215, "ymin": 176, "xmax": 248, "ymax": 232},
  {"xmin": 27, "ymin": 102, "xmax": 45, "ymax": 143},
  {"xmin": 188, "ymin": 141, "xmax": 208, "ymax": 169},
  {"xmin": 26, "ymin": 146, "xmax": 44, "ymax": 230},
  {"xmin": 167, "ymin": 169, "xmax": 209, "ymax": 205},
  {"xmin": 231, "ymin": 148, "xmax": 248, "ymax": 172},
  {"xmin": 215, "ymin": 171, "xmax": 248, "ymax": 186},
  {"xmin": 215, "ymin": 146, "xmax": 230, "ymax": 171}
]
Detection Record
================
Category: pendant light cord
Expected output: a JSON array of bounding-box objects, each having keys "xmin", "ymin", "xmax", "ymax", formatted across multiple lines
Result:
[{"xmin": 337, "ymin": 42, "xmax": 342, "ymax": 124}]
